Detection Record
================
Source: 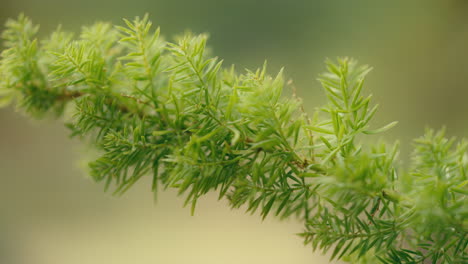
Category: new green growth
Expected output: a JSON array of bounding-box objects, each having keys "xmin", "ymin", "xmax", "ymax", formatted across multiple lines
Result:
[{"xmin": 0, "ymin": 14, "xmax": 466, "ymax": 263}]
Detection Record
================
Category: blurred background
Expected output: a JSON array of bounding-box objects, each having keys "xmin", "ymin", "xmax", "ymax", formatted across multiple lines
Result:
[{"xmin": 1, "ymin": 0, "xmax": 468, "ymax": 263}]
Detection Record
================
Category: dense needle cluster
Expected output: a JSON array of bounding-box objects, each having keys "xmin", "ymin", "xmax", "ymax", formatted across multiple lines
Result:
[{"xmin": 0, "ymin": 14, "xmax": 466, "ymax": 263}]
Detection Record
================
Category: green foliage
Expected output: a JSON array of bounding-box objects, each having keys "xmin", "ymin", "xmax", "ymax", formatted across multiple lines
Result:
[{"xmin": 1, "ymin": 14, "xmax": 467, "ymax": 263}]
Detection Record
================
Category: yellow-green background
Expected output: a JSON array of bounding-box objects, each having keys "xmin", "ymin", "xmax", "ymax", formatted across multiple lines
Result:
[{"xmin": 1, "ymin": 0, "xmax": 468, "ymax": 263}]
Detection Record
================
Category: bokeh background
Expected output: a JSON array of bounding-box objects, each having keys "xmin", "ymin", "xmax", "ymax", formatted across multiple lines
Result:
[{"xmin": 1, "ymin": 0, "xmax": 468, "ymax": 263}]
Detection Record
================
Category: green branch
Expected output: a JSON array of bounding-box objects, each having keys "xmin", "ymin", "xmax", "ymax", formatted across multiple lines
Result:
[{"xmin": 1, "ymin": 14, "xmax": 466, "ymax": 264}]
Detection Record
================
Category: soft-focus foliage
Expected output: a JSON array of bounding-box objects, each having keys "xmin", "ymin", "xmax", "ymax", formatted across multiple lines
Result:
[{"xmin": 1, "ymin": 15, "xmax": 466, "ymax": 263}]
